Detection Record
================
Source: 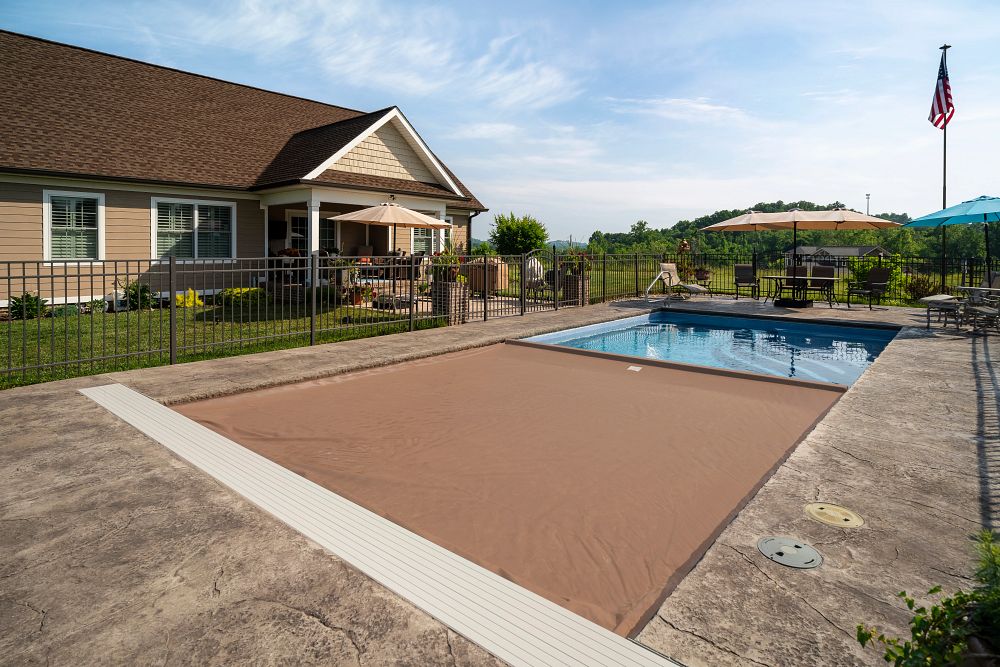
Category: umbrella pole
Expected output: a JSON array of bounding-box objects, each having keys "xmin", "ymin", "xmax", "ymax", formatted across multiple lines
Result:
[
  {"xmin": 986, "ymin": 215, "xmax": 992, "ymax": 279},
  {"xmin": 941, "ymin": 227, "xmax": 947, "ymax": 291}
]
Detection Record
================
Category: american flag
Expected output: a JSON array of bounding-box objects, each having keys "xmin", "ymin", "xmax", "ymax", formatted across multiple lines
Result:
[{"xmin": 928, "ymin": 51, "xmax": 954, "ymax": 129}]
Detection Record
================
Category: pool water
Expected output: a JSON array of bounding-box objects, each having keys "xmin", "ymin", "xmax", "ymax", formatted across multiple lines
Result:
[{"xmin": 524, "ymin": 311, "xmax": 897, "ymax": 386}]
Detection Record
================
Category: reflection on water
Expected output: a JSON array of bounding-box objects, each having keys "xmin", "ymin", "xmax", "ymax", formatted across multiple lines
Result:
[{"xmin": 555, "ymin": 313, "xmax": 895, "ymax": 385}]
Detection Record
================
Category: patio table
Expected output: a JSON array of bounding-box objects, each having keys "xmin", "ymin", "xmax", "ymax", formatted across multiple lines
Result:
[
  {"xmin": 761, "ymin": 275, "xmax": 841, "ymax": 307},
  {"xmin": 920, "ymin": 294, "xmax": 964, "ymax": 329}
]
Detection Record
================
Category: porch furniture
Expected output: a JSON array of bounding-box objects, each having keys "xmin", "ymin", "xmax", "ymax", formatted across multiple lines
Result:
[
  {"xmin": 645, "ymin": 263, "xmax": 710, "ymax": 303},
  {"xmin": 847, "ymin": 266, "xmax": 891, "ymax": 309},
  {"xmin": 920, "ymin": 294, "xmax": 964, "ymax": 329},
  {"xmin": 733, "ymin": 264, "xmax": 759, "ymax": 299},
  {"xmin": 805, "ymin": 265, "xmax": 836, "ymax": 307},
  {"xmin": 761, "ymin": 267, "xmax": 813, "ymax": 305},
  {"xmin": 967, "ymin": 294, "xmax": 1000, "ymax": 333}
]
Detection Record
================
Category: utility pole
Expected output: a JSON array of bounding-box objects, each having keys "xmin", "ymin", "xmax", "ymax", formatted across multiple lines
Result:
[{"xmin": 865, "ymin": 194, "xmax": 870, "ymax": 215}]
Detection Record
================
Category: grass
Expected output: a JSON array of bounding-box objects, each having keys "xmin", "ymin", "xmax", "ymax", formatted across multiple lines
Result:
[{"xmin": 0, "ymin": 302, "xmax": 447, "ymax": 389}]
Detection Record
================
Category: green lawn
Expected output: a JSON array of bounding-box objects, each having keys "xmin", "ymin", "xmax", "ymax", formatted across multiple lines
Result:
[{"xmin": 1, "ymin": 302, "xmax": 446, "ymax": 389}]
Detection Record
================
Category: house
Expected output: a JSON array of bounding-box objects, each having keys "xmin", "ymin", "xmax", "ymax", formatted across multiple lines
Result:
[
  {"xmin": 785, "ymin": 245, "xmax": 888, "ymax": 267},
  {"xmin": 0, "ymin": 31, "xmax": 485, "ymax": 304}
]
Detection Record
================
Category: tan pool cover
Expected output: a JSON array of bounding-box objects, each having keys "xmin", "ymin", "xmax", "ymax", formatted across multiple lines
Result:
[{"xmin": 176, "ymin": 343, "xmax": 841, "ymax": 636}]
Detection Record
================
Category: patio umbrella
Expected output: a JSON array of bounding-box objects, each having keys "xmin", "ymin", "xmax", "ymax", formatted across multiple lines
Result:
[
  {"xmin": 903, "ymin": 195, "xmax": 1000, "ymax": 275},
  {"xmin": 702, "ymin": 208, "xmax": 900, "ymax": 268},
  {"xmin": 331, "ymin": 202, "xmax": 452, "ymax": 254}
]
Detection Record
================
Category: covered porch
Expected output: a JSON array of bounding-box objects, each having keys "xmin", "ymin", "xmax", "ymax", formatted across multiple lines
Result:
[{"xmin": 258, "ymin": 187, "xmax": 469, "ymax": 259}]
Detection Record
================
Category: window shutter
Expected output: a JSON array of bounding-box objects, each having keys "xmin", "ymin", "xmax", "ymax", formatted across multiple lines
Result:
[
  {"xmin": 50, "ymin": 196, "xmax": 98, "ymax": 260},
  {"xmin": 413, "ymin": 227, "xmax": 432, "ymax": 254},
  {"xmin": 157, "ymin": 202, "xmax": 194, "ymax": 257}
]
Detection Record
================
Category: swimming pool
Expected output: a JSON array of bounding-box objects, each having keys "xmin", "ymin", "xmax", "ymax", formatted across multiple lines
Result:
[{"xmin": 524, "ymin": 311, "xmax": 897, "ymax": 386}]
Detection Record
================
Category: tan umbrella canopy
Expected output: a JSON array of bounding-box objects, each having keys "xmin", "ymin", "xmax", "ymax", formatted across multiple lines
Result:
[
  {"xmin": 702, "ymin": 208, "xmax": 900, "ymax": 232},
  {"xmin": 702, "ymin": 207, "xmax": 900, "ymax": 266},
  {"xmin": 331, "ymin": 203, "xmax": 451, "ymax": 254}
]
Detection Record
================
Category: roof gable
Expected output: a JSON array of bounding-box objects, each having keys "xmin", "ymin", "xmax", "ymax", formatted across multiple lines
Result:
[
  {"xmin": 329, "ymin": 122, "xmax": 437, "ymax": 183},
  {"xmin": 303, "ymin": 108, "xmax": 462, "ymax": 196}
]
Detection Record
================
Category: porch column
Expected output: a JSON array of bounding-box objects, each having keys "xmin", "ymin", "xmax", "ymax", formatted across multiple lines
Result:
[
  {"xmin": 308, "ymin": 202, "xmax": 320, "ymax": 254},
  {"xmin": 262, "ymin": 204, "xmax": 269, "ymax": 257}
]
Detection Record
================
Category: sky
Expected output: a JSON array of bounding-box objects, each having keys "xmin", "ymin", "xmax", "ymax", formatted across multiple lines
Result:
[{"xmin": 4, "ymin": 0, "xmax": 1000, "ymax": 240}]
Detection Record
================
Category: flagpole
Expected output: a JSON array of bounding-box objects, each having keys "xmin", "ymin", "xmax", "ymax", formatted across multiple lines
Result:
[{"xmin": 940, "ymin": 43, "xmax": 951, "ymax": 290}]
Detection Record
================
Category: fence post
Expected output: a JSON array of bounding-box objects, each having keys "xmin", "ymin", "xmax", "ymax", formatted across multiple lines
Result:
[
  {"xmin": 168, "ymin": 255, "xmax": 176, "ymax": 365},
  {"xmin": 602, "ymin": 253, "xmax": 607, "ymax": 303},
  {"xmin": 482, "ymin": 258, "xmax": 489, "ymax": 321},
  {"xmin": 309, "ymin": 252, "xmax": 317, "ymax": 346},
  {"xmin": 553, "ymin": 248, "xmax": 560, "ymax": 311},
  {"xmin": 634, "ymin": 253, "xmax": 640, "ymax": 297},
  {"xmin": 520, "ymin": 254, "xmax": 526, "ymax": 315},
  {"xmin": 409, "ymin": 254, "xmax": 416, "ymax": 331}
]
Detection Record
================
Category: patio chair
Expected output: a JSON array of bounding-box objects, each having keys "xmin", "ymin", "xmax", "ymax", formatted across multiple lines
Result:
[
  {"xmin": 806, "ymin": 265, "xmax": 836, "ymax": 308},
  {"xmin": 646, "ymin": 263, "xmax": 710, "ymax": 302},
  {"xmin": 847, "ymin": 266, "xmax": 891, "ymax": 310},
  {"xmin": 733, "ymin": 264, "xmax": 759, "ymax": 300},
  {"xmin": 967, "ymin": 294, "xmax": 1000, "ymax": 333}
]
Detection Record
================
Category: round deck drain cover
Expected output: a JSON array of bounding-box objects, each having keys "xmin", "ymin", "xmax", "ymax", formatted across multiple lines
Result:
[
  {"xmin": 804, "ymin": 502, "xmax": 864, "ymax": 528},
  {"xmin": 757, "ymin": 536, "xmax": 823, "ymax": 569}
]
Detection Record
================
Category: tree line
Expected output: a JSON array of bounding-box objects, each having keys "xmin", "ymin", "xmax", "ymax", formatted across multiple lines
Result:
[{"xmin": 476, "ymin": 202, "xmax": 995, "ymax": 258}]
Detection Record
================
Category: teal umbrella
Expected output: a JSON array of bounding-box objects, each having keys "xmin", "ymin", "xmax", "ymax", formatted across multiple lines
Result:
[{"xmin": 904, "ymin": 195, "xmax": 1000, "ymax": 274}]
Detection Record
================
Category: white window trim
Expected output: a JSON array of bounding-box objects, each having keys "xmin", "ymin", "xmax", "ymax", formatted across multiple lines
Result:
[
  {"xmin": 43, "ymin": 189, "xmax": 106, "ymax": 263},
  {"xmin": 286, "ymin": 209, "xmax": 307, "ymax": 251},
  {"xmin": 150, "ymin": 197, "xmax": 237, "ymax": 259},
  {"xmin": 409, "ymin": 215, "xmax": 454, "ymax": 254}
]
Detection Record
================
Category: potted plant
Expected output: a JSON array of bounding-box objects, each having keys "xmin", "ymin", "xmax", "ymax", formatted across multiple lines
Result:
[
  {"xmin": 559, "ymin": 249, "xmax": 592, "ymax": 305},
  {"xmin": 694, "ymin": 266, "xmax": 712, "ymax": 281}
]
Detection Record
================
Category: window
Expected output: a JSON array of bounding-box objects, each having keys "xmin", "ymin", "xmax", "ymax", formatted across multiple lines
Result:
[
  {"xmin": 287, "ymin": 211, "xmax": 338, "ymax": 254},
  {"xmin": 44, "ymin": 190, "xmax": 104, "ymax": 260},
  {"xmin": 412, "ymin": 227, "xmax": 433, "ymax": 254},
  {"xmin": 153, "ymin": 199, "xmax": 234, "ymax": 258},
  {"xmin": 412, "ymin": 215, "xmax": 452, "ymax": 254},
  {"xmin": 288, "ymin": 214, "xmax": 308, "ymax": 254}
]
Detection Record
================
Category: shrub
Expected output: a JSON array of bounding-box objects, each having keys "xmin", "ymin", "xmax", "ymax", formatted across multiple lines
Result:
[
  {"xmin": 87, "ymin": 298, "xmax": 107, "ymax": 314},
  {"xmin": 175, "ymin": 288, "xmax": 203, "ymax": 308},
  {"xmin": 906, "ymin": 274, "xmax": 940, "ymax": 300},
  {"xmin": 488, "ymin": 212, "xmax": 548, "ymax": 255},
  {"xmin": 471, "ymin": 241, "xmax": 497, "ymax": 256},
  {"xmin": 123, "ymin": 281, "xmax": 155, "ymax": 310},
  {"xmin": 857, "ymin": 530, "xmax": 1000, "ymax": 665},
  {"xmin": 559, "ymin": 249, "xmax": 592, "ymax": 274},
  {"xmin": 49, "ymin": 304, "xmax": 80, "ymax": 317},
  {"xmin": 849, "ymin": 256, "xmax": 904, "ymax": 295},
  {"xmin": 10, "ymin": 292, "xmax": 47, "ymax": 319},
  {"xmin": 217, "ymin": 287, "xmax": 265, "ymax": 307}
]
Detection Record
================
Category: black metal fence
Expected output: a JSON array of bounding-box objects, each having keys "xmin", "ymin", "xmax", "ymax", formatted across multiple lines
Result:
[{"xmin": 0, "ymin": 250, "xmax": 993, "ymax": 388}]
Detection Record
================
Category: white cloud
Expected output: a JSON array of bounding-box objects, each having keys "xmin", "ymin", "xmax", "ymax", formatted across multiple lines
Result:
[
  {"xmin": 448, "ymin": 123, "xmax": 520, "ymax": 140},
  {"xmin": 164, "ymin": 0, "xmax": 579, "ymax": 110},
  {"xmin": 607, "ymin": 96, "xmax": 749, "ymax": 123}
]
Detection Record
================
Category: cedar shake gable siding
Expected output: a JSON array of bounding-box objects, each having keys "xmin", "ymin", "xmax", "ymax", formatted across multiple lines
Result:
[{"xmin": 0, "ymin": 31, "xmax": 484, "ymax": 210}]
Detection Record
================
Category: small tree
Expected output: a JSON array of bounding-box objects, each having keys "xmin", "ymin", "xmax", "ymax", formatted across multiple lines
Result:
[{"xmin": 488, "ymin": 213, "xmax": 548, "ymax": 255}]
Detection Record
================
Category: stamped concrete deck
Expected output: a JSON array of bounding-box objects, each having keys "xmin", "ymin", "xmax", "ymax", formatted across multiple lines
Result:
[{"xmin": 1, "ymin": 297, "xmax": 996, "ymax": 665}]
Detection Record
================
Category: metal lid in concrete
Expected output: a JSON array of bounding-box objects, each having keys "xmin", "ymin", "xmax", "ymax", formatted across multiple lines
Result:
[
  {"xmin": 805, "ymin": 502, "xmax": 864, "ymax": 528},
  {"xmin": 757, "ymin": 536, "xmax": 823, "ymax": 569}
]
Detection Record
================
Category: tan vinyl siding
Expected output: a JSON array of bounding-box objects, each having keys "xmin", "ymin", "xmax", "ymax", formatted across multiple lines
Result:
[
  {"xmin": 0, "ymin": 182, "xmax": 265, "ymax": 304},
  {"xmin": 329, "ymin": 122, "xmax": 437, "ymax": 184},
  {"xmin": 448, "ymin": 213, "xmax": 470, "ymax": 252}
]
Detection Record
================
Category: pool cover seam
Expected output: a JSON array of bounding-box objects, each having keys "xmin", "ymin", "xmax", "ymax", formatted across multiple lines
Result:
[{"xmin": 80, "ymin": 383, "xmax": 681, "ymax": 667}]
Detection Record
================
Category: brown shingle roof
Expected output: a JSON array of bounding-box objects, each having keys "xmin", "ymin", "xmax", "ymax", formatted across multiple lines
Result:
[{"xmin": 0, "ymin": 31, "xmax": 484, "ymax": 210}]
